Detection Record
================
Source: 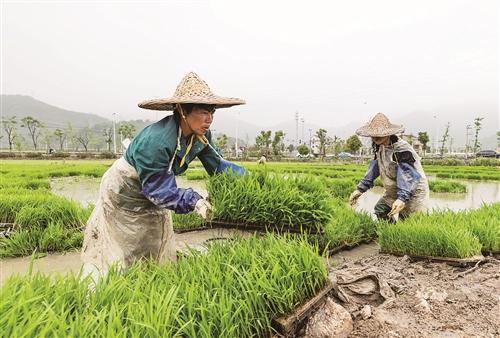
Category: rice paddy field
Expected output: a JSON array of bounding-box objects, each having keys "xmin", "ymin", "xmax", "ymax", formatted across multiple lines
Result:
[{"xmin": 1, "ymin": 158, "xmax": 499, "ymax": 337}]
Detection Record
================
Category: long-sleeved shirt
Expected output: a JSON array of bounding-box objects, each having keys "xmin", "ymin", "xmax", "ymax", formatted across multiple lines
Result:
[
  {"xmin": 124, "ymin": 114, "xmax": 245, "ymax": 213},
  {"xmin": 357, "ymin": 151, "xmax": 422, "ymax": 202}
]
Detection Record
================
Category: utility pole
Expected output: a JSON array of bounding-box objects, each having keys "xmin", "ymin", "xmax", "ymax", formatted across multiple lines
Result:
[
  {"xmin": 295, "ymin": 112, "xmax": 299, "ymax": 147},
  {"xmin": 300, "ymin": 118, "xmax": 305, "ymax": 144},
  {"xmin": 308, "ymin": 128, "xmax": 312, "ymax": 151},
  {"xmin": 112, "ymin": 113, "xmax": 117, "ymax": 154},
  {"xmin": 465, "ymin": 124, "xmax": 471, "ymax": 159}
]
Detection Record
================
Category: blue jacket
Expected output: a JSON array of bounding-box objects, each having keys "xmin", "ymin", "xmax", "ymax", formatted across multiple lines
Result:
[{"xmin": 124, "ymin": 114, "xmax": 245, "ymax": 213}]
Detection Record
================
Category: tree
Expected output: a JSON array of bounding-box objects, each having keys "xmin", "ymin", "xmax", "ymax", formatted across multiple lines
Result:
[
  {"xmin": 21, "ymin": 116, "xmax": 43, "ymax": 150},
  {"xmin": 315, "ymin": 128, "xmax": 328, "ymax": 159},
  {"xmin": 417, "ymin": 132, "xmax": 429, "ymax": 155},
  {"xmin": 41, "ymin": 126, "xmax": 53, "ymax": 152},
  {"xmin": 54, "ymin": 129, "xmax": 66, "ymax": 151},
  {"xmin": 297, "ymin": 144, "xmax": 309, "ymax": 156},
  {"xmin": 472, "ymin": 117, "xmax": 483, "ymax": 153},
  {"xmin": 215, "ymin": 134, "xmax": 228, "ymax": 150},
  {"xmin": 287, "ymin": 144, "xmax": 294, "ymax": 153},
  {"xmin": 76, "ymin": 127, "xmax": 93, "ymax": 152},
  {"xmin": 2, "ymin": 116, "xmax": 17, "ymax": 151},
  {"xmin": 103, "ymin": 127, "xmax": 113, "ymax": 152},
  {"xmin": 65, "ymin": 123, "xmax": 78, "ymax": 151},
  {"xmin": 118, "ymin": 122, "xmax": 136, "ymax": 139},
  {"xmin": 271, "ymin": 130, "xmax": 285, "ymax": 157},
  {"xmin": 497, "ymin": 131, "xmax": 500, "ymax": 148},
  {"xmin": 345, "ymin": 135, "xmax": 362, "ymax": 154},
  {"xmin": 255, "ymin": 130, "xmax": 272, "ymax": 155},
  {"xmin": 439, "ymin": 122, "xmax": 450, "ymax": 157}
]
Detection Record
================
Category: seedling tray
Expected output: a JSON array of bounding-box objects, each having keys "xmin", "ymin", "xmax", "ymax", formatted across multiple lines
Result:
[
  {"xmin": 174, "ymin": 226, "xmax": 209, "ymax": 233},
  {"xmin": 209, "ymin": 220, "xmax": 324, "ymax": 235},
  {"xmin": 271, "ymin": 279, "xmax": 333, "ymax": 337},
  {"xmin": 380, "ymin": 250, "xmax": 485, "ymax": 267},
  {"xmin": 482, "ymin": 250, "xmax": 500, "ymax": 258}
]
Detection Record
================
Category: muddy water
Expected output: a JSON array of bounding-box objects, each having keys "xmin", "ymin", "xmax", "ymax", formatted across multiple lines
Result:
[
  {"xmin": 0, "ymin": 228, "xmax": 254, "ymax": 285},
  {"xmin": 49, "ymin": 176, "xmax": 207, "ymax": 205},
  {"xmin": 356, "ymin": 181, "xmax": 499, "ymax": 215},
  {"xmin": 328, "ymin": 242, "xmax": 380, "ymax": 267}
]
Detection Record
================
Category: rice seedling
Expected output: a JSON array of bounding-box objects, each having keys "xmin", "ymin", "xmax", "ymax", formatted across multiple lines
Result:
[
  {"xmin": 0, "ymin": 222, "xmax": 83, "ymax": 258},
  {"xmin": 0, "ymin": 234, "xmax": 327, "ymax": 337},
  {"xmin": 207, "ymin": 171, "xmax": 333, "ymax": 231},
  {"xmin": 172, "ymin": 212, "xmax": 206, "ymax": 231},
  {"xmin": 428, "ymin": 180, "xmax": 467, "ymax": 193},
  {"xmin": 464, "ymin": 203, "xmax": 500, "ymax": 252},
  {"xmin": 185, "ymin": 170, "xmax": 209, "ymax": 181},
  {"xmin": 312, "ymin": 199, "xmax": 376, "ymax": 251},
  {"xmin": 378, "ymin": 210, "xmax": 483, "ymax": 258}
]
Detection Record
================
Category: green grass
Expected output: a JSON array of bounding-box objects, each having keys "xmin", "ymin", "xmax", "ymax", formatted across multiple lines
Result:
[{"xmin": 0, "ymin": 234, "xmax": 327, "ymax": 337}]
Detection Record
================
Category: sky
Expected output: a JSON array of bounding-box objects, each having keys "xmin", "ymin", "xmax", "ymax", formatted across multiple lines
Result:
[{"xmin": 1, "ymin": 0, "xmax": 498, "ymax": 130}]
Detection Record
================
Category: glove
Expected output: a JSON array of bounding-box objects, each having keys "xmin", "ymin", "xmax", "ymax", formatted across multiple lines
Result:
[
  {"xmin": 388, "ymin": 199, "xmax": 406, "ymax": 217},
  {"xmin": 194, "ymin": 199, "xmax": 213, "ymax": 221},
  {"xmin": 349, "ymin": 190, "xmax": 363, "ymax": 206}
]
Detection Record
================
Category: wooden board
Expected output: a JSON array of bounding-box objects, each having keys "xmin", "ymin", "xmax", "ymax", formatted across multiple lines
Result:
[
  {"xmin": 271, "ymin": 280, "xmax": 333, "ymax": 337},
  {"xmin": 380, "ymin": 250, "xmax": 485, "ymax": 267},
  {"xmin": 209, "ymin": 220, "xmax": 324, "ymax": 235}
]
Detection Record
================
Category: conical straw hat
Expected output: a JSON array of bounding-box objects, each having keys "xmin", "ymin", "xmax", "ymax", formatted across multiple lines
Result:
[
  {"xmin": 356, "ymin": 113, "xmax": 404, "ymax": 137},
  {"xmin": 138, "ymin": 72, "xmax": 245, "ymax": 111}
]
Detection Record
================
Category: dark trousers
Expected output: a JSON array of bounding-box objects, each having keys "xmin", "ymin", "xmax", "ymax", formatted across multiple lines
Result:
[{"xmin": 374, "ymin": 198, "xmax": 408, "ymax": 221}]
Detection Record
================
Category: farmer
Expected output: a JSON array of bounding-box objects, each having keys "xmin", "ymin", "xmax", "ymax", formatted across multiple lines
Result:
[
  {"xmin": 257, "ymin": 154, "xmax": 267, "ymax": 165},
  {"xmin": 349, "ymin": 113, "xmax": 429, "ymax": 220},
  {"xmin": 81, "ymin": 72, "xmax": 246, "ymax": 279}
]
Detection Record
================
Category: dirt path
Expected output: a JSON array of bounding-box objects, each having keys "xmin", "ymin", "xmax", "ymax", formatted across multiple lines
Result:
[{"xmin": 329, "ymin": 253, "xmax": 500, "ymax": 338}]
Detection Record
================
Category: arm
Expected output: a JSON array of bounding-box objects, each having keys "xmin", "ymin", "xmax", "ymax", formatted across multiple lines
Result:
[
  {"xmin": 395, "ymin": 151, "xmax": 421, "ymax": 202},
  {"xmin": 142, "ymin": 169, "xmax": 202, "ymax": 214},
  {"xmin": 357, "ymin": 159, "xmax": 380, "ymax": 193},
  {"xmin": 197, "ymin": 131, "xmax": 247, "ymax": 175}
]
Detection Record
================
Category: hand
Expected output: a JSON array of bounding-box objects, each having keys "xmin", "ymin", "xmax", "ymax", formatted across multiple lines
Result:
[
  {"xmin": 195, "ymin": 199, "xmax": 213, "ymax": 220},
  {"xmin": 349, "ymin": 190, "xmax": 363, "ymax": 206},
  {"xmin": 388, "ymin": 199, "xmax": 406, "ymax": 217}
]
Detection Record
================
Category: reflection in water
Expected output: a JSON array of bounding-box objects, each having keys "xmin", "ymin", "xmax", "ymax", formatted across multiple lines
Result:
[{"xmin": 356, "ymin": 181, "xmax": 500, "ymax": 215}]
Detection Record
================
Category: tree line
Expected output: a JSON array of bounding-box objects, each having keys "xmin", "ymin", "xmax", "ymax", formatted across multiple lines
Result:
[{"xmin": 1, "ymin": 116, "xmax": 136, "ymax": 152}]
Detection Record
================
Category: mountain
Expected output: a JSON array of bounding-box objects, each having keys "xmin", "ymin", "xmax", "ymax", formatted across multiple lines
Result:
[{"xmin": 1, "ymin": 95, "xmax": 111, "ymax": 130}]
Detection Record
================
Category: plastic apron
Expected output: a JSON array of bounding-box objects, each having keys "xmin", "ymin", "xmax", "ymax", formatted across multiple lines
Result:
[{"xmin": 377, "ymin": 140, "xmax": 429, "ymax": 217}]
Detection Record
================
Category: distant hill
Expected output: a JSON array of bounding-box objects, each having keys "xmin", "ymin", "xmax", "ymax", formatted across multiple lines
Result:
[{"xmin": 1, "ymin": 95, "xmax": 111, "ymax": 129}]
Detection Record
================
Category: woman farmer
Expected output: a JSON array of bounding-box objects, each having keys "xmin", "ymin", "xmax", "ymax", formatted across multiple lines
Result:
[
  {"xmin": 349, "ymin": 113, "xmax": 429, "ymax": 220},
  {"xmin": 81, "ymin": 72, "xmax": 246, "ymax": 279}
]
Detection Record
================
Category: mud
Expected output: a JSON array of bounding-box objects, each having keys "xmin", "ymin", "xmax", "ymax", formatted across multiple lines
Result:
[{"xmin": 328, "ymin": 253, "xmax": 500, "ymax": 338}]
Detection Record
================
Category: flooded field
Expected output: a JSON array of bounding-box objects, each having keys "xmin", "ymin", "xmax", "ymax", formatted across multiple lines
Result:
[
  {"xmin": 357, "ymin": 180, "xmax": 499, "ymax": 215},
  {"xmin": 51, "ymin": 176, "xmax": 499, "ymax": 213}
]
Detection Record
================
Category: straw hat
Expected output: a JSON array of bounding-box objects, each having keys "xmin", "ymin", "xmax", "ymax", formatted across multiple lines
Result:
[
  {"xmin": 356, "ymin": 113, "xmax": 404, "ymax": 137},
  {"xmin": 138, "ymin": 72, "xmax": 245, "ymax": 111}
]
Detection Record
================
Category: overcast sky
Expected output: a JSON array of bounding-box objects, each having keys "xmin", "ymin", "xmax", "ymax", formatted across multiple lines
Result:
[{"xmin": 1, "ymin": 0, "xmax": 498, "ymax": 128}]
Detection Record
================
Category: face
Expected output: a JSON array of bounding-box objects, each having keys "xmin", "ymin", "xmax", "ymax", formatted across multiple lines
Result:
[
  {"xmin": 184, "ymin": 106, "xmax": 215, "ymax": 136},
  {"xmin": 371, "ymin": 136, "xmax": 390, "ymax": 145}
]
